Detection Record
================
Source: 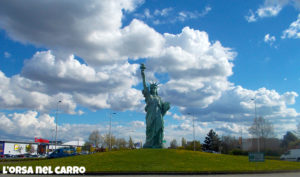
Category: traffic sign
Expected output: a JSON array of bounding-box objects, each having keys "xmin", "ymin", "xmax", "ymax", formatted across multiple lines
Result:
[{"xmin": 249, "ymin": 152, "xmax": 264, "ymax": 162}]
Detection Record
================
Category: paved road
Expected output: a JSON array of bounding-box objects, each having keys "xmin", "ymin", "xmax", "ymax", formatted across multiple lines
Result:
[{"xmin": 1, "ymin": 173, "xmax": 300, "ymax": 177}]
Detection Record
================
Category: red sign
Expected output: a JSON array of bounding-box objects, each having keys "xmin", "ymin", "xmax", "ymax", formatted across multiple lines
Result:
[{"xmin": 35, "ymin": 137, "xmax": 49, "ymax": 143}]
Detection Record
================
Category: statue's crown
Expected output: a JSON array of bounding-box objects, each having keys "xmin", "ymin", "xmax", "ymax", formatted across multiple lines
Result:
[{"xmin": 150, "ymin": 82, "xmax": 158, "ymax": 89}]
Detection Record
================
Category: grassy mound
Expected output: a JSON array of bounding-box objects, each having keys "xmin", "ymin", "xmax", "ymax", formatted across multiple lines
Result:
[{"xmin": 1, "ymin": 149, "xmax": 300, "ymax": 173}]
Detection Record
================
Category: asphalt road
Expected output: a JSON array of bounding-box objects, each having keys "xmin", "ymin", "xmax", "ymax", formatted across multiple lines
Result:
[{"xmin": 1, "ymin": 173, "xmax": 300, "ymax": 177}]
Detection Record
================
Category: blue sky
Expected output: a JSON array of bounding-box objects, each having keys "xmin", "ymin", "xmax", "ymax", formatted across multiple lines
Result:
[{"xmin": 1, "ymin": 0, "xmax": 300, "ymax": 145}]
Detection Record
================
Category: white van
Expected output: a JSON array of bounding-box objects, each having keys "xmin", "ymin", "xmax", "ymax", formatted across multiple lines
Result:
[{"xmin": 280, "ymin": 149, "xmax": 300, "ymax": 161}]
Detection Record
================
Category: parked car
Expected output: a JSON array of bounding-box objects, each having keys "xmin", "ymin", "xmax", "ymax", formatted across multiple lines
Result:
[
  {"xmin": 16, "ymin": 154, "xmax": 25, "ymax": 158},
  {"xmin": 280, "ymin": 149, "xmax": 300, "ymax": 161},
  {"xmin": 4, "ymin": 154, "xmax": 13, "ymax": 158},
  {"xmin": 48, "ymin": 147, "xmax": 76, "ymax": 158},
  {"xmin": 24, "ymin": 153, "xmax": 31, "ymax": 158},
  {"xmin": 38, "ymin": 154, "xmax": 48, "ymax": 158}
]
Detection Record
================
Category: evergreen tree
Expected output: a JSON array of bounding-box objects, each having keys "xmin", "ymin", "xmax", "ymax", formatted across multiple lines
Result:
[
  {"xmin": 128, "ymin": 136, "xmax": 134, "ymax": 149},
  {"xmin": 281, "ymin": 131, "xmax": 298, "ymax": 149},
  {"xmin": 181, "ymin": 137, "xmax": 187, "ymax": 147},
  {"xmin": 203, "ymin": 129, "xmax": 221, "ymax": 152}
]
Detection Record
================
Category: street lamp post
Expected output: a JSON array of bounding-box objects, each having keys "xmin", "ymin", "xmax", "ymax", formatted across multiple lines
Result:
[
  {"xmin": 251, "ymin": 98, "xmax": 259, "ymax": 152},
  {"xmin": 55, "ymin": 100, "xmax": 62, "ymax": 151},
  {"xmin": 109, "ymin": 112, "xmax": 116, "ymax": 151},
  {"xmin": 188, "ymin": 113, "xmax": 196, "ymax": 151}
]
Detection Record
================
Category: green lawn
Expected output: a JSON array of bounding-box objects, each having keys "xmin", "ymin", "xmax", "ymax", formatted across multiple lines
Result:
[{"xmin": 1, "ymin": 149, "xmax": 300, "ymax": 173}]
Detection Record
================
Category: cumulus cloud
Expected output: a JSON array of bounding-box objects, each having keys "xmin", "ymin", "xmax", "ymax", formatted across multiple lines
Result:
[
  {"xmin": 0, "ymin": 71, "xmax": 77, "ymax": 114},
  {"xmin": 282, "ymin": 14, "xmax": 300, "ymax": 39},
  {"xmin": 21, "ymin": 50, "xmax": 139, "ymax": 94},
  {"xmin": 19, "ymin": 50, "xmax": 144, "ymax": 111},
  {"xmin": 0, "ymin": 111, "xmax": 56, "ymax": 140},
  {"xmin": 0, "ymin": 0, "xmax": 299, "ymax": 142},
  {"xmin": 0, "ymin": 0, "xmax": 161, "ymax": 113},
  {"xmin": 0, "ymin": 0, "xmax": 162, "ymax": 66},
  {"xmin": 149, "ymin": 27, "xmax": 234, "ymax": 109},
  {"xmin": 0, "ymin": 111, "xmax": 112, "ymax": 142},
  {"xmin": 180, "ymin": 86, "xmax": 299, "ymax": 123}
]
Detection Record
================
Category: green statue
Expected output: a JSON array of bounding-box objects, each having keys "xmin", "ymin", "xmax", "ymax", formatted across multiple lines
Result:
[{"xmin": 140, "ymin": 63, "xmax": 170, "ymax": 148}]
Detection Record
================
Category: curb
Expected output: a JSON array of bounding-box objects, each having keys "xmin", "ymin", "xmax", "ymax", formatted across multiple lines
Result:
[{"xmin": 83, "ymin": 170, "xmax": 300, "ymax": 175}]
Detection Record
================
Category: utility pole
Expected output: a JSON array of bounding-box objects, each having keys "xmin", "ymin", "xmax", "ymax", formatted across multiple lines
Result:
[
  {"xmin": 188, "ymin": 113, "xmax": 196, "ymax": 151},
  {"xmin": 251, "ymin": 98, "xmax": 259, "ymax": 152},
  {"xmin": 193, "ymin": 115, "xmax": 195, "ymax": 151}
]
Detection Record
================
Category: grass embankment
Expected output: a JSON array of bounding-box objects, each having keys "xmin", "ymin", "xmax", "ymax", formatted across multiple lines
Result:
[{"xmin": 1, "ymin": 149, "xmax": 300, "ymax": 173}]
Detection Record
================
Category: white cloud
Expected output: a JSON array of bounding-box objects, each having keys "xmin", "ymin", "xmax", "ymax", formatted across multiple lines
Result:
[
  {"xmin": 0, "ymin": 0, "xmax": 161, "ymax": 66},
  {"xmin": 0, "ymin": 71, "xmax": 77, "ymax": 114},
  {"xmin": 4, "ymin": 52, "xmax": 11, "ymax": 58},
  {"xmin": 257, "ymin": 5, "xmax": 282, "ymax": 18},
  {"xmin": 245, "ymin": 10, "xmax": 257, "ymax": 22},
  {"xmin": 245, "ymin": 0, "xmax": 300, "ymax": 22},
  {"xmin": 154, "ymin": 8, "xmax": 173, "ymax": 17},
  {"xmin": 0, "ymin": 111, "xmax": 56, "ymax": 140},
  {"xmin": 181, "ymin": 86, "xmax": 299, "ymax": 123},
  {"xmin": 149, "ymin": 27, "xmax": 234, "ymax": 109},
  {"xmin": 144, "ymin": 8, "xmax": 152, "ymax": 18},
  {"xmin": 282, "ymin": 14, "xmax": 300, "ymax": 39},
  {"xmin": 19, "ymin": 50, "xmax": 144, "ymax": 111},
  {"xmin": 0, "ymin": 0, "xmax": 299, "ymax": 142},
  {"xmin": 0, "ymin": 111, "xmax": 113, "ymax": 142},
  {"xmin": 172, "ymin": 113, "xmax": 190, "ymax": 120},
  {"xmin": 264, "ymin": 34, "xmax": 276, "ymax": 45},
  {"xmin": 131, "ymin": 120, "xmax": 145, "ymax": 128},
  {"xmin": 177, "ymin": 6, "xmax": 211, "ymax": 22},
  {"xmin": 21, "ymin": 50, "xmax": 140, "ymax": 94},
  {"xmin": 135, "ymin": 6, "xmax": 211, "ymax": 25}
]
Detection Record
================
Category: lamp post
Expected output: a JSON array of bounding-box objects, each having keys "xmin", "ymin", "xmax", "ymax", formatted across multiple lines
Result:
[
  {"xmin": 55, "ymin": 100, "xmax": 62, "ymax": 150},
  {"xmin": 188, "ymin": 113, "xmax": 195, "ymax": 151},
  {"xmin": 251, "ymin": 98, "xmax": 259, "ymax": 152},
  {"xmin": 109, "ymin": 112, "xmax": 116, "ymax": 151}
]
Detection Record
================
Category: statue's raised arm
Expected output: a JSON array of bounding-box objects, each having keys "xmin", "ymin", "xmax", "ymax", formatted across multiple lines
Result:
[{"xmin": 140, "ymin": 63, "xmax": 148, "ymax": 94}]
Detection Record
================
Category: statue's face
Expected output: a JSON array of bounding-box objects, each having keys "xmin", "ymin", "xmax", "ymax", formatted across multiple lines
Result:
[{"xmin": 150, "ymin": 86, "xmax": 157, "ymax": 95}]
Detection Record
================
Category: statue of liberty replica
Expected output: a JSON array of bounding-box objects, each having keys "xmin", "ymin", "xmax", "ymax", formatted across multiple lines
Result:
[{"xmin": 140, "ymin": 63, "xmax": 170, "ymax": 148}]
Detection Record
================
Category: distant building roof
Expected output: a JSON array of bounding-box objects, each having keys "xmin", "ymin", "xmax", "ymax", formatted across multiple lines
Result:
[{"xmin": 62, "ymin": 141, "xmax": 85, "ymax": 146}]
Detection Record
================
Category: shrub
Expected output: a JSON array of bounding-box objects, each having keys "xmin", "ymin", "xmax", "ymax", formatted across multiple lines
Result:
[{"xmin": 230, "ymin": 149, "xmax": 248, "ymax": 156}]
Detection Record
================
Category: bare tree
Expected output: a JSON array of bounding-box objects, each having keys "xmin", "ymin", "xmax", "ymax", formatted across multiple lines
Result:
[
  {"xmin": 88, "ymin": 130, "xmax": 102, "ymax": 147},
  {"xmin": 116, "ymin": 138, "xmax": 127, "ymax": 149},
  {"xmin": 248, "ymin": 116, "xmax": 275, "ymax": 151},
  {"xmin": 170, "ymin": 139, "xmax": 178, "ymax": 149},
  {"xmin": 103, "ymin": 133, "xmax": 116, "ymax": 148},
  {"xmin": 221, "ymin": 136, "xmax": 239, "ymax": 154}
]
